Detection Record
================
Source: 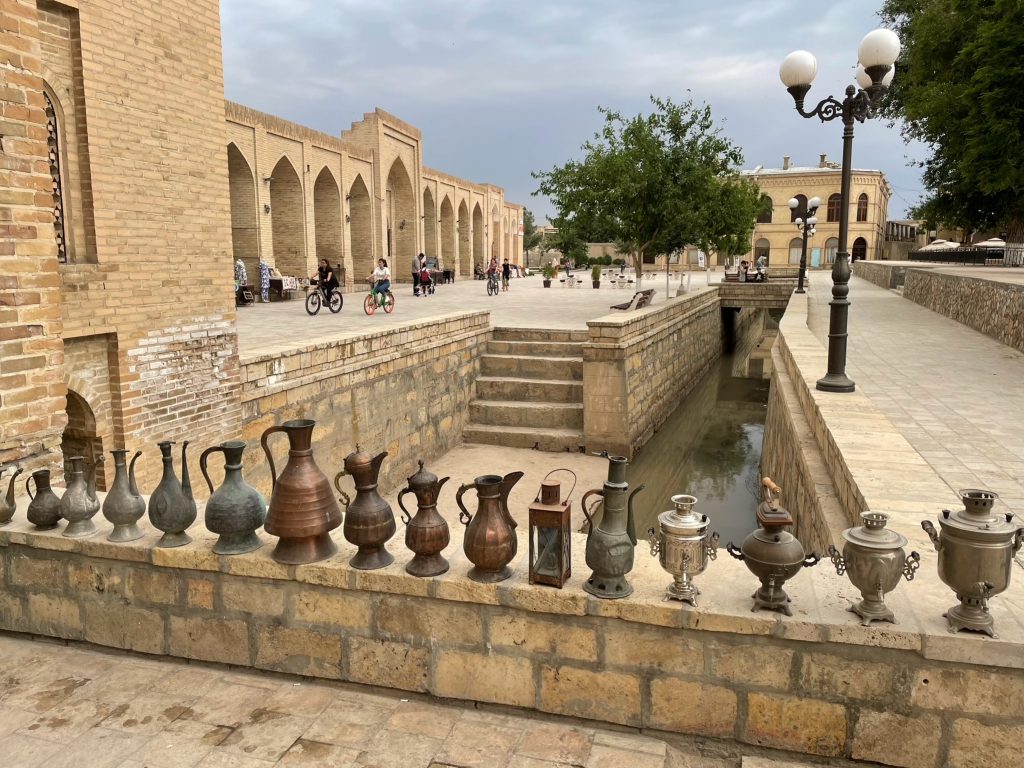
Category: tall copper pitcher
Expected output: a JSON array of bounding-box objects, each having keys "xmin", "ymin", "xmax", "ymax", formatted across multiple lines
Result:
[
  {"xmin": 261, "ymin": 419, "xmax": 341, "ymax": 564},
  {"xmin": 456, "ymin": 471, "xmax": 524, "ymax": 583},
  {"xmin": 335, "ymin": 446, "xmax": 395, "ymax": 570}
]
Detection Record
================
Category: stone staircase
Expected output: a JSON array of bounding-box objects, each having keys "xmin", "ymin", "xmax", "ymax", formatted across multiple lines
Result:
[{"xmin": 463, "ymin": 328, "xmax": 587, "ymax": 452}]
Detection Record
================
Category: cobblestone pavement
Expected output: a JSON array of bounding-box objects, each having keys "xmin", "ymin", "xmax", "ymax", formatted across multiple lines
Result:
[
  {"xmin": 236, "ymin": 272, "xmax": 715, "ymax": 358},
  {"xmin": 0, "ymin": 633, "xmax": 787, "ymax": 768},
  {"xmin": 808, "ymin": 275, "xmax": 1024, "ymax": 517}
]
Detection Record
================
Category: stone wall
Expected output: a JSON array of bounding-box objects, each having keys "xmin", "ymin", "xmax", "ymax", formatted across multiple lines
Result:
[
  {"xmin": 852, "ymin": 260, "xmax": 912, "ymax": 290},
  {"xmin": 583, "ymin": 289, "xmax": 723, "ymax": 457},
  {"xmin": 2, "ymin": 519, "xmax": 1023, "ymax": 768},
  {"xmin": 237, "ymin": 312, "xmax": 490, "ymax": 498},
  {"xmin": 903, "ymin": 269, "xmax": 1024, "ymax": 353}
]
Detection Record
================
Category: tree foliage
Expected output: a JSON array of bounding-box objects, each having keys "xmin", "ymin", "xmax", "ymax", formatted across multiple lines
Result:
[
  {"xmin": 521, "ymin": 208, "xmax": 543, "ymax": 254},
  {"xmin": 880, "ymin": 0, "xmax": 1024, "ymax": 240},
  {"xmin": 533, "ymin": 96, "xmax": 761, "ymax": 276}
]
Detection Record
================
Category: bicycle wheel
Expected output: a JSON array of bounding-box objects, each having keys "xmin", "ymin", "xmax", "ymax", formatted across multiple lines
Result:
[
  {"xmin": 329, "ymin": 291, "xmax": 343, "ymax": 313},
  {"xmin": 486, "ymin": 280, "xmax": 494, "ymax": 296},
  {"xmin": 305, "ymin": 292, "xmax": 321, "ymax": 315},
  {"xmin": 382, "ymin": 291, "xmax": 395, "ymax": 313},
  {"xmin": 363, "ymin": 293, "xmax": 375, "ymax": 316}
]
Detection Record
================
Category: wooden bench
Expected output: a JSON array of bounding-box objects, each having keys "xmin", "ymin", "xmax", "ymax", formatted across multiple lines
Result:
[
  {"xmin": 723, "ymin": 269, "xmax": 740, "ymax": 283},
  {"xmin": 611, "ymin": 288, "xmax": 655, "ymax": 311}
]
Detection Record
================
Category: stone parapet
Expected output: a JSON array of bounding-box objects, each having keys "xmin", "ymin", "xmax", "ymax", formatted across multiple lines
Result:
[
  {"xmin": 852, "ymin": 260, "xmax": 923, "ymax": 290},
  {"xmin": 1, "ymin": 515, "xmax": 1023, "ymax": 768}
]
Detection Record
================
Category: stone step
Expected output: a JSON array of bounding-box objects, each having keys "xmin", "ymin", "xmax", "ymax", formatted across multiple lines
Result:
[
  {"xmin": 486, "ymin": 339, "xmax": 583, "ymax": 357},
  {"xmin": 480, "ymin": 354, "xmax": 583, "ymax": 381},
  {"xmin": 469, "ymin": 400, "xmax": 584, "ymax": 430},
  {"xmin": 741, "ymin": 758, "xmax": 819, "ymax": 768},
  {"xmin": 493, "ymin": 327, "xmax": 589, "ymax": 344},
  {"xmin": 462, "ymin": 423, "xmax": 586, "ymax": 452},
  {"xmin": 475, "ymin": 376, "xmax": 583, "ymax": 404}
]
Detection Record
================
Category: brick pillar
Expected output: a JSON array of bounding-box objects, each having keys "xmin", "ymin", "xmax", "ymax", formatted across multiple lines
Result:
[{"xmin": 0, "ymin": 0, "xmax": 68, "ymax": 470}]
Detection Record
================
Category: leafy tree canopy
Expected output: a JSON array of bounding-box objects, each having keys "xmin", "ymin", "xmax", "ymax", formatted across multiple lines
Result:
[
  {"xmin": 880, "ymin": 0, "xmax": 1024, "ymax": 240},
  {"xmin": 533, "ymin": 95, "xmax": 761, "ymax": 275},
  {"xmin": 521, "ymin": 208, "xmax": 544, "ymax": 254}
]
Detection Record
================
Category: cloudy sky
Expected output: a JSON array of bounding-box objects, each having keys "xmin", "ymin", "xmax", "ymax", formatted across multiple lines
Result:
[{"xmin": 220, "ymin": 0, "xmax": 926, "ymax": 221}]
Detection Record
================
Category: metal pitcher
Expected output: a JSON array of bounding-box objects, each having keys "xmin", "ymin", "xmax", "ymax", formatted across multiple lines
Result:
[
  {"xmin": 262, "ymin": 419, "xmax": 341, "ymax": 564},
  {"xmin": 26, "ymin": 469, "xmax": 61, "ymax": 529},
  {"xmin": 102, "ymin": 449, "xmax": 146, "ymax": 542},
  {"xmin": 60, "ymin": 455, "xmax": 100, "ymax": 538},
  {"xmin": 457, "ymin": 471, "xmax": 524, "ymax": 582},
  {"xmin": 201, "ymin": 440, "xmax": 266, "ymax": 555},
  {"xmin": 0, "ymin": 465, "xmax": 23, "ymax": 526},
  {"xmin": 336, "ymin": 446, "xmax": 396, "ymax": 570},
  {"xmin": 580, "ymin": 452, "xmax": 645, "ymax": 599},
  {"xmin": 148, "ymin": 441, "xmax": 197, "ymax": 548},
  {"xmin": 397, "ymin": 460, "xmax": 450, "ymax": 577}
]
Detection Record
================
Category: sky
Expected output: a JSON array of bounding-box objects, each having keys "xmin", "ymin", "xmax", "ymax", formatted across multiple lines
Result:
[{"xmin": 220, "ymin": 0, "xmax": 927, "ymax": 222}]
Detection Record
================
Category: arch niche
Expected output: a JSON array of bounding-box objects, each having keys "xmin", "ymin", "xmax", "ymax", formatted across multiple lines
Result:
[
  {"xmin": 227, "ymin": 144, "xmax": 258, "ymax": 279},
  {"xmin": 386, "ymin": 158, "xmax": 416, "ymax": 279},
  {"xmin": 458, "ymin": 200, "xmax": 471, "ymax": 276},
  {"xmin": 348, "ymin": 174, "xmax": 373, "ymax": 285},
  {"xmin": 789, "ymin": 237, "xmax": 804, "ymax": 265},
  {"xmin": 440, "ymin": 196, "xmax": 455, "ymax": 273},
  {"xmin": 472, "ymin": 203, "xmax": 484, "ymax": 269},
  {"xmin": 62, "ymin": 390, "xmax": 104, "ymax": 491},
  {"xmin": 491, "ymin": 205, "xmax": 501, "ymax": 261},
  {"xmin": 269, "ymin": 156, "xmax": 306, "ymax": 278},
  {"xmin": 852, "ymin": 237, "xmax": 868, "ymax": 261},
  {"xmin": 423, "ymin": 187, "xmax": 437, "ymax": 261},
  {"xmin": 754, "ymin": 238, "xmax": 770, "ymax": 264},
  {"xmin": 314, "ymin": 167, "xmax": 343, "ymax": 275},
  {"xmin": 504, "ymin": 214, "xmax": 511, "ymax": 265}
]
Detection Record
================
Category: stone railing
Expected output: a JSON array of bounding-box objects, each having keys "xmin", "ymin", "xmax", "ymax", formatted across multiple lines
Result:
[
  {"xmin": 852, "ymin": 260, "xmax": 920, "ymax": 290},
  {"xmin": 2, "ymin": 514, "xmax": 1022, "ymax": 768}
]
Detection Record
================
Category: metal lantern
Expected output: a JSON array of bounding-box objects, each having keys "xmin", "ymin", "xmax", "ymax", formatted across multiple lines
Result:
[{"xmin": 528, "ymin": 469, "xmax": 575, "ymax": 588}]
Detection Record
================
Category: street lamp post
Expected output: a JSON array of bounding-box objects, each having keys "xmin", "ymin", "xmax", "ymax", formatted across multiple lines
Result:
[
  {"xmin": 789, "ymin": 196, "xmax": 820, "ymax": 294},
  {"xmin": 780, "ymin": 29, "xmax": 900, "ymax": 393}
]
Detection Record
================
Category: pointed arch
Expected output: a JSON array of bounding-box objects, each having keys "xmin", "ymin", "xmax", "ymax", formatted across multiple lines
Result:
[
  {"xmin": 269, "ymin": 156, "xmax": 305, "ymax": 277},
  {"xmin": 458, "ymin": 200, "xmax": 471, "ymax": 276},
  {"xmin": 490, "ymin": 204, "xmax": 501, "ymax": 261},
  {"xmin": 348, "ymin": 173, "xmax": 373, "ymax": 285},
  {"xmin": 472, "ymin": 202, "xmax": 484, "ymax": 269},
  {"xmin": 227, "ymin": 143, "xmax": 259, "ymax": 279},
  {"xmin": 503, "ymin": 214, "xmax": 510, "ymax": 266},
  {"xmin": 423, "ymin": 187, "xmax": 437, "ymax": 261},
  {"xmin": 62, "ymin": 389, "xmax": 104, "ymax": 491},
  {"xmin": 314, "ymin": 167, "xmax": 343, "ymax": 276},
  {"xmin": 440, "ymin": 195, "xmax": 455, "ymax": 273},
  {"xmin": 386, "ymin": 158, "xmax": 416, "ymax": 279}
]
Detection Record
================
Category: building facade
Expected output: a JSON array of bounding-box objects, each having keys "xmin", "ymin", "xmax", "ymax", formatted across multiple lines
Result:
[{"xmin": 0, "ymin": 0, "xmax": 522, "ymax": 487}]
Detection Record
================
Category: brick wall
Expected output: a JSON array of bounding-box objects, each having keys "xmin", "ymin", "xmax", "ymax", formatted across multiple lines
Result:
[{"xmin": 0, "ymin": 0, "xmax": 68, "ymax": 472}]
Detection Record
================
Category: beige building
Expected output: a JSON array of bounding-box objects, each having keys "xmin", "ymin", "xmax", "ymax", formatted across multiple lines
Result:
[{"xmin": 0, "ymin": 0, "xmax": 522, "ymax": 486}]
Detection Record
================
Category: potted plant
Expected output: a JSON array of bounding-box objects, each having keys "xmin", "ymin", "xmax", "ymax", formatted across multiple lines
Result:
[
  {"xmin": 591, "ymin": 264, "xmax": 602, "ymax": 288},
  {"xmin": 542, "ymin": 264, "xmax": 555, "ymax": 288}
]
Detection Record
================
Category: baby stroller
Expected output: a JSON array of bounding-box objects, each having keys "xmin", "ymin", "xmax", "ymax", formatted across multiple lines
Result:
[{"xmin": 419, "ymin": 265, "xmax": 435, "ymax": 295}]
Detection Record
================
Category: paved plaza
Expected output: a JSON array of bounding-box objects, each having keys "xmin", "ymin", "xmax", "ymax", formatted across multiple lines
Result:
[
  {"xmin": 807, "ymin": 274, "xmax": 1024, "ymax": 517},
  {"xmin": 0, "ymin": 633, "xmax": 816, "ymax": 768}
]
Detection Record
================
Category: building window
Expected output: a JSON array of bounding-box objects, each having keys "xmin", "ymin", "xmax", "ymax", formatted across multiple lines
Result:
[
  {"xmin": 754, "ymin": 238, "xmax": 770, "ymax": 264},
  {"xmin": 857, "ymin": 193, "xmax": 869, "ymax": 222},
  {"xmin": 824, "ymin": 237, "xmax": 839, "ymax": 264},
  {"xmin": 44, "ymin": 91, "xmax": 67, "ymax": 264},
  {"xmin": 756, "ymin": 195, "xmax": 773, "ymax": 224},
  {"xmin": 826, "ymin": 193, "xmax": 842, "ymax": 223},
  {"xmin": 790, "ymin": 194, "xmax": 807, "ymax": 223},
  {"xmin": 852, "ymin": 237, "xmax": 868, "ymax": 261},
  {"xmin": 788, "ymin": 237, "xmax": 803, "ymax": 265}
]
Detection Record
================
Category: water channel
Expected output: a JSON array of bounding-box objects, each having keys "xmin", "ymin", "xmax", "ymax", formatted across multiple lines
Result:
[{"xmin": 626, "ymin": 311, "xmax": 776, "ymax": 547}]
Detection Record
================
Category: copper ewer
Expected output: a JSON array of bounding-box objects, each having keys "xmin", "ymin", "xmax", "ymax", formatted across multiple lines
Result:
[
  {"xmin": 261, "ymin": 419, "xmax": 341, "ymax": 564},
  {"xmin": 397, "ymin": 460, "xmax": 450, "ymax": 577},
  {"xmin": 336, "ymin": 446, "xmax": 396, "ymax": 570},
  {"xmin": 457, "ymin": 472, "xmax": 524, "ymax": 583}
]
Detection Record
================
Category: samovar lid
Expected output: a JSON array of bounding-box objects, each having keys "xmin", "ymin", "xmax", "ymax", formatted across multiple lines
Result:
[
  {"xmin": 658, "ymin": 494, "xmax": 709, "ymax": 535},
  {"xmin": 406, "ymin": 459, "xmax": 437, "ymax": 490},
  {"xmin": 842, "ymin": 511, "xmax": 907, "ymax": 550},
  {"xmin": 940, "ymin": 489, "xmax": 1018, "ymax": 536}
]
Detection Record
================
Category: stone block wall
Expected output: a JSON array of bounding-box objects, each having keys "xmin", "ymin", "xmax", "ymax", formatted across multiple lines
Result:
[
  {"xmin": 2, "ymin": 520, "xmax": 1023, "ymax": 768},
  {"xmin": 902, "ymin": 268, "xmax": 1024, "ymax": 353},
  {"xmin": 583, "ymin": 290, "xmax": 723, "ymax": 457},
  {"xmin": 853, "ymin": 260, "xmax": 914, "ymax": 290},
  {"xmin": 237, "ymin": 312, "xmax": 490, "ymax": 498}
]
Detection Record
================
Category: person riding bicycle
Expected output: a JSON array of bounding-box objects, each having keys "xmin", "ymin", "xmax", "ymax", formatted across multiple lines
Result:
[
  {"xmin": 369, "ymin": 258, "xmax": 391, "ymax": 294},
  {"xmin": 486, "ymin": 256, "xmax": 498, "ymax": 282},
  {"xmin": 312, "ymin": 259, "xmax": 338, "ymax": 303}
]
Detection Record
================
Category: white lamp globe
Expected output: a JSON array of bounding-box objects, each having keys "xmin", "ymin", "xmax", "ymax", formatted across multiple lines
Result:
[
  {"xmin": 808, "ymin": 196, "xmax": 821, "ymax": 209},
  {"xmin": 858, "ymin": 28, "xmax": 901, "ymax": 68},
  {"xmin": 807, "ymin": 216, "xmax": 818, "ymax": 226},
  {"xmin": 788, "ymin": 198, "xmax": 800, "ymax": 210},
  {"xmin": 795, "ymin": 217, "xmax": 803, "ymax": 226},
  {"xmin": 882, "ymin": 67, "xmax": 895, "ymax": 87},
  {"xmin": 780, "ymin": 50, "xmax": 818, "ymax": 88},
  {"xmin": 855, "ymin": 64, "xmax": 872, "ymax": 90}
]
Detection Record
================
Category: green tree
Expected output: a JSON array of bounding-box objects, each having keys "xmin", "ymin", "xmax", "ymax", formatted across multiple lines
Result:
[
  {"xmin": 533, "ymin": 96, "xmax": 761, "ymax": 279},
  {"xmin": 545, "ymin": 216, "xmax": 588, "ymax": 266},
  {"xmin": 521, "ymin": 208, "xmax": 543, "ymax": 255},
  {"xmin": 880, "ymin": 0, "xmax": 1024, "ymax": 248}
]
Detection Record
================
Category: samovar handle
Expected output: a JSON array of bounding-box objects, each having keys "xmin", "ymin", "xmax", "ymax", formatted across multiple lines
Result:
[
  {"xmin": 803, "ymin": 552, "xmax": 822, "ymax": 567},
  {"xmin": 647, "ymin": 526, "xmax": 660, "ymax": 557},
  {"xmin": 903, "ymin": 551, "xmax": 921, "ymax": 581},
  {"xmin": 726, "ymin": 542, "xmax": 744, "ymax": 561},
  {"xmin": 706, "ymin": 531, "xmax": 720, "ymax": 561},
  {"xmin": 397, "ymin": 487, "xmax": 413, "ymax": 524},
  {"xmin": 332, "ymin": 470, "xmax": 351, "ymax": 512},
  {"xmin": 827, "ymin": 544, "xmax": 846, "ymax": 575},
  {"xmin": 456, "ymin": 482, "xmax": 475, "ymax": 526},
  {"xmin": 921, "ymin": 520, "xmax": 942, "ymax": 551}
]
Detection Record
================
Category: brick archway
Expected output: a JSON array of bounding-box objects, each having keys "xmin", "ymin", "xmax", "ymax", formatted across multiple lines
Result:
[
  {"xmin": 386, "ymin": 158, "xmax": 416, "ymax": 280},
  {"xmin": 348, "ymin": 174, "xmax": 373, "ymax": 286},
  {"xmin": 227, "ymin": 143, "xmax": 258, "ymax": 279},
  {"xmin": 61, "ymin": 388, "xmax": 104, "ymax": 490},
  {"xmin": 458, "ymin": 200, "xmax": 471, "ymax": 277},
  {"xmin": 472, "ymin": 203, "xmax": 484, "ymax": 271},
  {"xmin": 314, "ymin": 167, "xmax": 343, "ymax": 275},
  {"xmin": 423, "ymin": 187, "xmax": 436, "ymax": 262},
  {"xmin": 269, "ymin": 156, "xmax": 305, "ymax": 278},
  {"xmin": 440, "ymin": 196, "xmax": 455, "ymax": 274}
]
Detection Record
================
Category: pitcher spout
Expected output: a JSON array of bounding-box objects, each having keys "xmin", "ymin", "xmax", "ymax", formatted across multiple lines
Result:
[
  {"xmin": 499, "ymin": 471, "xmax": 524, "ymax": 529},
  {"xmin": 626, "ymin": 484, "xmax": 645, "ymax": 545},
  {"xmin": 370, "ymin": 451, "xmax": 388, "ymax": 480}
]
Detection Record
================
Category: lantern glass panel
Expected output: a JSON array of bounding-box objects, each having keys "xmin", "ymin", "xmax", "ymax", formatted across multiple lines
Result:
[{"xmin": 532, "ymin": 525, "xmax": 562, "ymax": 578}]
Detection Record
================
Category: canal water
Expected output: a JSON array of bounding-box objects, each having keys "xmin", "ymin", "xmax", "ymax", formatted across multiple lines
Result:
[{"xmin": 626, "ymin": 318, "xmax": 774, "ymax": 547}]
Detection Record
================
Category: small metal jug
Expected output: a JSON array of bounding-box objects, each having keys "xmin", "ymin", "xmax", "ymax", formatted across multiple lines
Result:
[
  {"xmin": 148, "ymin": 441, "xmax": 197, "ymax": 548},
  {"xmin": 457, "ymin": 471, "xmax": 524, "ymax": 582},
  {"xmin": 0, "ymin": 465, "xmax": 24, "ymax": 526},
  {"xmin": 201, "ymin": 440, "xmax": 266, "ymax": 555},
  {"xmin": 397, "ymin": 460, "xmax": 450, "ymax": 577},
  {"xmin": 60, "ymin": 455, "xmax": 100, "ymax": 538},
  {"xmin": 102, "ymin": 449, "xmax": 146, "ymax": 542},
  {"xmin": 336, "ymin": 446, "xmax": 396, "ymax": 570},
  {"xmin": 648, "ymin": 494, "xmax": 719, "ymax": 606},
  {"xmin": 26, "ymin": 469, "xmax": 61, "ymax": 529},
  {"xmin": 580, "ymin": 451, "xmax": 645, "ymax": 599}
]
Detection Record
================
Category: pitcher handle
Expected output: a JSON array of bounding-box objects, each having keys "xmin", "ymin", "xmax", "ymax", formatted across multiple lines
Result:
[
  {"xmin": 199, "ymin": 445, "xmax": 225, "ymax": 494},
  {"xmin": 128, "ymin": 451, "xmax": 142, "ymax": 496},
  {"xmin": 397, "ymin": 487, "xmax": 413, "ymax": 524},
  {"xmin": 25, "ymin": 474, "xmax": 36, "ymax": 500},
  {"xmin": 332, "ymin": 470, "xmax": 351, "ymax": 512},
  {"xmin": 456, "ymin": 482, "xmax": 474, "ymax": 526},
  {"xmin": 260, "ymin": 425, "xmax": 286, "ymax": 490},
  {"xmin": 580, "ymin": 489, "xmax": 604, "ymax": 526}
]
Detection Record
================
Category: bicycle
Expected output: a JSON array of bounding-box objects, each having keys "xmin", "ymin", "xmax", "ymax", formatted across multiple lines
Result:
[
  {"xmin": 486, "ymin": 271, "xmax": 499, "ymax": 296},
  {"xmin": 363, "ymin": 280, "xmax": 395, "ymax": 315},
  {"xmin": 305, "ymin": 280, "xmax": 343, "ymax": 315}
]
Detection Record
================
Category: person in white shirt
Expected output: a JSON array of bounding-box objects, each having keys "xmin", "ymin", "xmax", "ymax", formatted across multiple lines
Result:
[{"xmin": 369, "ymin": 258, "xmax": 391, "ymax": 293}]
